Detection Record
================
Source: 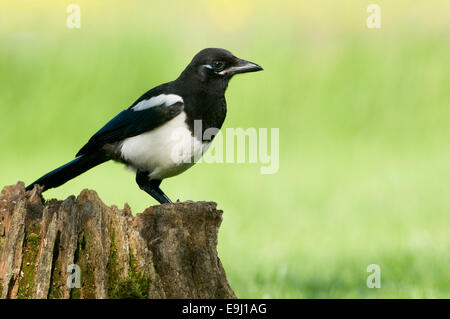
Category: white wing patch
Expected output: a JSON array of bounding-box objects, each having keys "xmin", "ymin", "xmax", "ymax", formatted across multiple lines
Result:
[{"xmin": 132, "ymin": 94, "xmax": 183, "ymax": 112}]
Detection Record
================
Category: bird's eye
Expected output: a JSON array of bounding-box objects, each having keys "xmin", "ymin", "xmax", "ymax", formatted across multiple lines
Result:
[{"xmin": 212, "ymin": 61, "xmax": 226, "ymax": 72}]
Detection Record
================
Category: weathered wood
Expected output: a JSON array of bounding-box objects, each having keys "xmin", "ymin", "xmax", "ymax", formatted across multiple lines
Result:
[{"xmin": 0, "ymin": 182, "xmax": 235, "ymax": 299}]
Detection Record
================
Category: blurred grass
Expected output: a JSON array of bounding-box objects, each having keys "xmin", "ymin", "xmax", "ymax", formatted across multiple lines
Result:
[{"xmin": 1, "ymin": 0, "xmax": 450, "ymax": 298}]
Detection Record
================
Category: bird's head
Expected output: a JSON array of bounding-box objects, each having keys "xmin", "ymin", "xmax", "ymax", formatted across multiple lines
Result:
[{"xmin": 178, "ymin": 48, "xmax": 263, "ymax": 89}]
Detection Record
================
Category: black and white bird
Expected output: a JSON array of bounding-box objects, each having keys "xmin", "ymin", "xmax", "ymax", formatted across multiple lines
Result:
[{"xmin": 26, "ymin": 48, "xmax": 263, "ymax": 204}]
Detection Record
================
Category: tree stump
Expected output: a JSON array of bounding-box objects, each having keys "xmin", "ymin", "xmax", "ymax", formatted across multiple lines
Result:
[{"xmin": 0, "ymin": 182, "xmax": 235, "ymax": 299}]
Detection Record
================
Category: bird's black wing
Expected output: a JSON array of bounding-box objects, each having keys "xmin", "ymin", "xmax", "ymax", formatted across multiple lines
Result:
[{"xmin": 76, "ymin": 87, "xmax": 183, "ymax": 156}]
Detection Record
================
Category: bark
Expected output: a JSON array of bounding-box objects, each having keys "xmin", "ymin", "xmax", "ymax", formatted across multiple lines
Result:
[{"xmin": 0, "ymin": 182, "xmax": 235, "ymax": 299}]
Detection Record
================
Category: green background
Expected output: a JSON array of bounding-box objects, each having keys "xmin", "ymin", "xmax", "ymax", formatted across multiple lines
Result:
[{"xmin": 1, "ymin": 0, "xmax": 450, "ymax": 297}]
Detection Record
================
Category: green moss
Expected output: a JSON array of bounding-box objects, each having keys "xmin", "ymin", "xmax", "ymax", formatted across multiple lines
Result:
[
  {"xmin": 107, "ymin": 234, "xmax": 151, "ymax": 299},
  {"xmin": 106, "ymin": 230, "xmax": 120, "ymax": 297},
  {"xmin": 17, "ymin": 226, "xmax": 41, "ymax": 299},
  {"xmin": 28, "ymin": 233, "xmax": 39, "ymax": 244},
  {"xmin": 68, "ymin": 229, "xmax": 152, "ymax": 299},
  {"xmin": 109, "ymin": 272, "xmax": 151, "ymax": 299},
  {"xmin": 70, "ymin": 233, "xmax": 96, "ymax": 299},
  {"xmin": 69, "ymin": 237, "xmax": 81, "ymax": 299},
  {"xmin": 47, "ymin": 259, "xmax": 63, "ymax": 298},
  {"xmin": 126, "ymin": 247, "xmax": 151, "ymax": 299},
  {"xmin": 0, "ymin": 236, "xmax": 5, "ymax": 251},
  {"xmin": 48, "ymin": 232, "xmax": 62, "ymax": 299}
]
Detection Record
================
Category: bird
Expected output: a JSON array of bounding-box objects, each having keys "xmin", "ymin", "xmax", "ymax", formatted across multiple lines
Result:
[{"xmin": 26, "ymin": 48, "xmax": 263, "ymax": 204}]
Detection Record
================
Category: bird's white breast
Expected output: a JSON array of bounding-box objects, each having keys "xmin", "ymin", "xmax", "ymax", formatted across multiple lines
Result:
[{"xmin": 119, "ymin": 112, "xmax": 208, "ymax": 180}]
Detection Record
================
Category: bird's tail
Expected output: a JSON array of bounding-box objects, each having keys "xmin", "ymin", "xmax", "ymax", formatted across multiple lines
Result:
[{"xmin": 26, "ymin": 152, "xmax": 108, "ymax": 192}]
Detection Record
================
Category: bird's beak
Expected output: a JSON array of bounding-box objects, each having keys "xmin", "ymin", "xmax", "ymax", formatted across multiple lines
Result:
[{"xmin": 220, "ymin": 58, "xmax": 263, "ymax": 76}]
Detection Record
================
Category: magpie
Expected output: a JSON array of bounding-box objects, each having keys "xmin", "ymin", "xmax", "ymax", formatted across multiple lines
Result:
[{"xmin": 26, "ymin": 48, "xmax": 263, "ymax": 204}]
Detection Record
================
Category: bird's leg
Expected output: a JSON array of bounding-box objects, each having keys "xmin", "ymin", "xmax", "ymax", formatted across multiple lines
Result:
[
  {"xmin": 150, "ymin": 180, "xmax": 173, "ymax": 204},
  {"xmin": 135, "ymin": 170, "xmax": 172, "ymax": 204}
]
